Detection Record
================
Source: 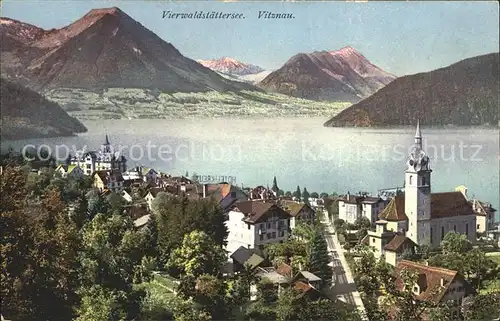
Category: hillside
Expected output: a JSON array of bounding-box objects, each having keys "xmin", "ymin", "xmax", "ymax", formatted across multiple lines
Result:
[
  {"xmin": 0, "ymin": 78, "xmax": 87, "ymax": 140},
  {"xmin": 0, "ymin": 8, "xmax": 254, "ymax": 93},
  {"xmin": 259, "ymin": 46, "xmax": 396, "ymax": 102},
  {"xmin": 324, "ymin": 53, "xmax": 499, "ymax": 127}
]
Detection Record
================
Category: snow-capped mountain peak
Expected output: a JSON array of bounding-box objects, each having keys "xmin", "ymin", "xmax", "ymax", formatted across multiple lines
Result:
[{"xmin": 197, "ymin": 57, "xmax": 264, "ymax": 76}]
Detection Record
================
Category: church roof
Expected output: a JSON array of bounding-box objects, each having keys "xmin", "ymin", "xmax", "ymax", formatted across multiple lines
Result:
[
  {"xmin": 378, "ymin": 194, "xmax": 407, "ymax": 221},
  {"xmin": 430, "ymin": 192, "xmax": 474, "ymax": 219},
  {"xmin": 378, "ymin": 191, "xmax": 474, "ymax": 221}
]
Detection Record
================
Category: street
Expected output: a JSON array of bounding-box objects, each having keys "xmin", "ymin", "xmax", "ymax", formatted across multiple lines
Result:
[{"xmin": 319, "ymin": 212, "xmax": 366, "ymax": 315}]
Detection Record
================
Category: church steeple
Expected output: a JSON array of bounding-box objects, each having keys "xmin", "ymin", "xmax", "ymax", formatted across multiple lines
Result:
[
  {"xmin": 415, "ymin": 119, "xmax": 422, "ymax": 149},
  {"xmin": 101, "ymin": 134, "xmax": 111, "ymax": 153}
]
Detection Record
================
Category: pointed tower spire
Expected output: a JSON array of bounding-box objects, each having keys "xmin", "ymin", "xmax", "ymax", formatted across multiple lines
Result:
[{"xmin": 414, "ymin": 119, "xmax": 422, "ymax": 149}]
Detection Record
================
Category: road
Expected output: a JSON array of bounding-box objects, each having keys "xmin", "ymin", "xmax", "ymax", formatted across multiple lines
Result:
[{"xmin": 320, "ymin": 214, "xmax": 366, "ymax": 315}]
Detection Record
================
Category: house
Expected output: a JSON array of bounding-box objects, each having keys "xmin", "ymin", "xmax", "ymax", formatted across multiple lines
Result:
[
  {"xmin": 293, "ymin": 271, "xmax": 322, "ymax": 290},
  {"xmin": 251, "ymin": 266, "xmax": 292, "ymax": 300},
  {"xmin": 145, "ymin": 187, "xmax": 164, "ymax": 210},
  {"xmin": 123, "ymin": 204, "xmax": 149, "ymax": 220},
  {"xmin": 141, "ymin": 167, "xmax": 158, "ymax": 184},
  {"xmin": 470, "ymin": 197, "xmax": 497, "ymax": 233},
  {"xmin": 229, "ymin": 246, "xmax": 265, "ymax": 273},
  {"xmin": 248, "ymin": 185, "xmax": 278, "ymax": 200},
  {"xmin": 280, "ymin": 200, "xmax": 316, "ymax": 229},
  {"xmin": 120, "ymin": 190, "xmax": 133, "ymax": 203},
  {"xmin": 134, "ymin": 214, "xmax": 151, "ymax": 228},
  {"xmin": 55, "ymin": 164, "xmax": 84, "ymax": 179},
  {"xmin": 92, "ymin": 170, "xmax": 124, "ymax": 193},
  {"xmin": 383, "ymin": 234, "xmax": 417, "ymax": 266},
  {"xmin": 225, "ymin": 200, "xmax": 292, "ymax": 256},
  {"xmin": 394, "ymin": 260, "xmax": 473, "ymax": 319},
  {"xmin": 338, "ymin": 192, "xmax": 386, "ymax": 224}
]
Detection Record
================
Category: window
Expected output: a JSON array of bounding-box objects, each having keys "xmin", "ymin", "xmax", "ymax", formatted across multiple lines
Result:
[
  {"xmin": 422, "ymin": 176, "xmax": 427, "ymax": 185},
  {"xmin": 441, "ymin": 226, "xmax": 445, "ymax": 240},
  {"xmin": 372, "ymin": 238, "xmax": 375, "ymax": 244},
  {"xmin": 477, "ymin": 224, "xmax": 480, "ymax": 229},
  {"xmin": 260, "ymin": 223, "xmax": 265, "ymax": 230},
  {"xmin": 279, "ymin": 231, "xmax": 285, "ymax": 237},
  {"xmin": 409, "ymin": 175, "xmax": 413, "ymax": 185},
  {"xmin": 247, "ymin": 224, "xmax": 250, "ymax": 230},
  {"xmin": 466, "ymin": 224, "xmax": 469, "ymax": 236},
  {"xmin": 267, "ymin": 233, "xmax": 272, "ymax": 239},
  {"xmin": 272, "ymin": 232, "xmax": 276, "ymax": 239},
  {"xmin": 260, "ymin": 235, "xmax": 264, "ymax": 241},
  {"xmin": 267, "ymin": 222, "xmax": 271, "ymax": 229}
]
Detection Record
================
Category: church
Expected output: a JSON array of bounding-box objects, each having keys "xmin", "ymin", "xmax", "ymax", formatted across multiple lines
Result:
[{"xmin": 367, "ymin": 122, "xmax": 477, "ymax": 265}]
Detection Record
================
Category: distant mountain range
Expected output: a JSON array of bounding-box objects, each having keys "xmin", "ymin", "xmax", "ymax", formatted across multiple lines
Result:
[
  {"xmin": 197, "ymin": 57, "xmax": 272, "ymax": 85},
  {"xmin": 197, "ymin": 57, "xmax": 264, "ymax": 76},
  {"xmin": 1, "ymin": 78, "xmax": 87, "ymax": 140},
  {"xmin": 259, "ymin": 46, "xmax": 396, "ymax": 102},
  {"xmin": 0, "ymin": 8, "xmax": 253, "ymax": 93},
  {"xmin": 324, "ymin": 53, "xmax": 499, "ymax": 127}
]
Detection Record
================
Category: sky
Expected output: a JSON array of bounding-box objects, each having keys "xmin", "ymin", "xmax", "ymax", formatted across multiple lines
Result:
[{"xmin": 1, "ymin": 1, "xmax": 498, "ymax": 76}]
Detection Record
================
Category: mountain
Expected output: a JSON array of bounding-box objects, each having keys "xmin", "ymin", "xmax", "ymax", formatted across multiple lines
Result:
[
  {"xmin": 0, "ymin": 7, "xmax": 254, "ymax": 93},
  {"xmin": 258, "ymin": 46, "xmax": 396, "ymax": 102},
  {"xmin": 197, "ymin": 57, "xmax": 264, "ymax": 76},
  {"xmin": 324, "ymin": 53, "xmax": 499, "ymax": 127},
  {"xmin": 1, "ymin": 78, "xmax": 87, "ymax": 140}
]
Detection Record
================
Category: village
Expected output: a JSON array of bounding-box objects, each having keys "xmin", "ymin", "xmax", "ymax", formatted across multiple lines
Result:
[{"xmin": 1, "ymin": 123, "xmax": 498, "ymax": 321}]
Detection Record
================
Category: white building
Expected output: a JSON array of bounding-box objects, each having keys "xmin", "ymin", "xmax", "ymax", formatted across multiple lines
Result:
[
  {"xmin": 70, "ymin": 135, "xmax": 127, "ymax": 175},
  {"xmin": 338, "ymin": 192, "xmax": 386, "ymax": 224},
  {"xmin": 369, "ymin": 122, "xmax": 477, "ymax": 264},
  {"xmin": 225, "ymin": 200, "xmax": 292, "ymax": 257}
]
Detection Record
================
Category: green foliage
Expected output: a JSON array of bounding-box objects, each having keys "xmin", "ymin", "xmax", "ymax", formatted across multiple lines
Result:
[
  {"xmin": 77, "ymin": 213, "xmax": 146, "ymax": 320},
  {"xmin": 293, "ymin": 185, "xmax": 301, "ymax": 200},
  {"xmin": 155, "ymin": 196, "xmax": 228, "ymax": 265},
  {"xmin": 441, "ymin": 231, "xmax": 472, "ymax": 254},
  {"xmin": 1, "ymin": 168, "xmax": 81, "ymax": 321},
  {"xmin": 302, "ymin": 187, "xmax": 310, "ymax": 205},
  {"xmin": 166, "ymin": 230, "xmax": 226, "ymax": 278},
  {"xmin": 285, "ymin": 191, "xmax": 292, "ymax": 197},
  {"xmin": 307, "ymin": 232, "xmax": 333, "ymax": 287},
  {"xmin": 461, "ymin": 292, "xmax": 500, "ymax": 321},
  {"xmin": 310, "ymin": 192, "xmax": 319, "ymax": 198}
]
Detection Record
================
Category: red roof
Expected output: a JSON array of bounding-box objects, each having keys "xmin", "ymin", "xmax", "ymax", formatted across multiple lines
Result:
[{"xmin": 395, "ymin": 260, "xmax": 466, "ymax": 303}]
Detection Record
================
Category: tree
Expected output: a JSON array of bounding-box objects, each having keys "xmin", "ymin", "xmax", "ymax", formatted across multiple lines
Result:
[
  {"xmin": 319, "ymin": 192, "xmax": 329, "ymax": 198},
  {"xmin": 285, "ymin": 191, "xmax": 292, "ymax": 197},
  {"xmin": 77, "ymin": 213, "xmax": 146, "ymax": 320},
  {"xmin": 193, "ymin": 274, "xmax": 230, "ymax": 319},
  {"xmin": 151, "ymin": 191, "xmax": 171, "ymax": 215},
  {"xmin": 167, "ymin": 230, "xmax": 226, "ymax": 278},
  {"xmin": 307, "ymin": 232, "xmax": 332, "ymax": 287},
  {"xmin": 461, "ymin": 293, "xmax": 500, "ymax": 321},
  {"xmin": 310, "ymin": 192, "xmax": 319, "ymax": 198},
  {"xmin": 272, "ymin": 176, "xmax": 279, "ymax": 193},
  {"xmin": 1, "ymin": 168, "xmax": 81, "ymax": 321},
  {"xmin": 156, "ymin": 196, "xmax": 228, "ymax": 265},
  {"xmin": 302, "ymin": 187, "xmax": 310, "ymax": 205},
  {"xmin": 293, "ymin": 186, "xmax": 301, "ymax": 200},
  {"xmin": 291, "ymin": 221, "xmax": 317, "ymax": 242},
  {"xmin": 333, "ymin": 219, "xmax": 346, "ymax": 232},
  {"xmin": 441, "ymin": 232, "xmax": 472, "ymax": 254}
]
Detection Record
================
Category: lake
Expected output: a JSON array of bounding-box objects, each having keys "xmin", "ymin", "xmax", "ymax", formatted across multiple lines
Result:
[{"xmin": 3, "ymin": 117, "xmax": 499, "ymax": 221}]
